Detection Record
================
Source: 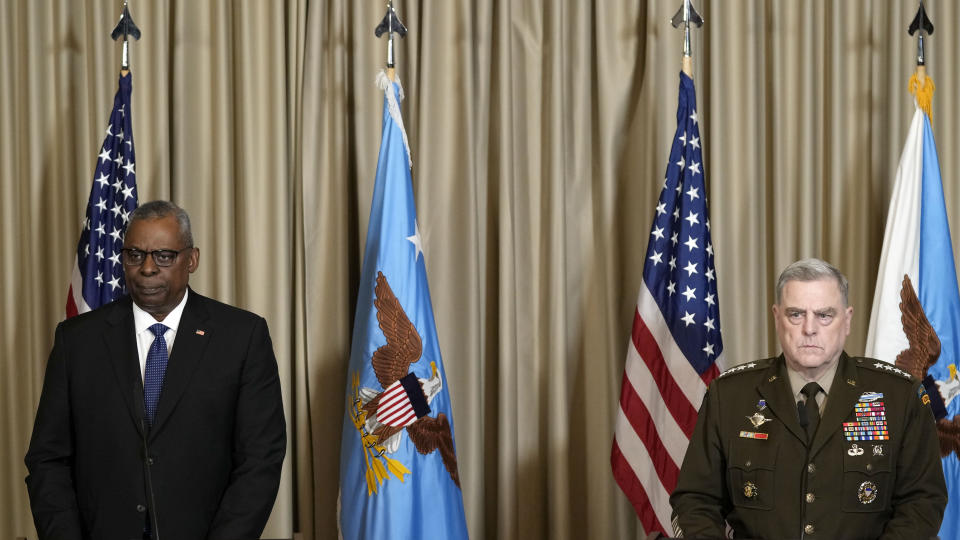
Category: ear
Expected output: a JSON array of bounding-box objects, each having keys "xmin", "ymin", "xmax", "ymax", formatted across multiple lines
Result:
[{"xmin": 187, "ymin": 247, "xmax": 200, "ymax": 273}]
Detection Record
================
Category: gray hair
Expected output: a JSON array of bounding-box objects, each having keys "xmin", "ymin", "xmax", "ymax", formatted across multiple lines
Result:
[
  {"xmin": 775, "ymin": 258, "xmax": 849, "ymax": 306},
  {"xmin": 128, "ymin": 200, "xmax": 194, "ymax": 247}
]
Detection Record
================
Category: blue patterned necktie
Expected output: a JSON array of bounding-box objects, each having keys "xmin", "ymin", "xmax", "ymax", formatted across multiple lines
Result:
[{"xmin": 144, "ymin": 323, "xmax": 169, "ymax": 426}]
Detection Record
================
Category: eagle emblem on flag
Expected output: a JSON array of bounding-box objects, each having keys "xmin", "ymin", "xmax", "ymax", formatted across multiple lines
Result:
[
  {"xmin": 348, "ymin": 271, "xmax": 461, "ymax": 494},
  {"xmin": 895, "ymin": 274, "xmax": 960, "ymax": 457}
]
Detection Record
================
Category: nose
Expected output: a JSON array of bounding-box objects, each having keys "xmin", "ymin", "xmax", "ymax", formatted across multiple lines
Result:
[
  {"xmin": 139, "ymin": 254, "xmax": 159, "ymax": 275},
  {"xmin": 802, "ymin": 313, "xmax": 818, "ymax": 335}
]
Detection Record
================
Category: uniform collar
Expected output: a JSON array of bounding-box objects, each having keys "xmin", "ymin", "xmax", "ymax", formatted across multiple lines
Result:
[{"xmin": 786, "ymin": 356, "xmax": 839, "ymax": 401}]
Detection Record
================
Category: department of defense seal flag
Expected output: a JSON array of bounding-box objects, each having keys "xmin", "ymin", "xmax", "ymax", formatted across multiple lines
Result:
[
  {"xmin": 338, "ymin": 71, "xmax": 468, "ymax": 540},
  {"xmin": 865, "ymin": 65, "xmax": 960, "ymax": 540}
]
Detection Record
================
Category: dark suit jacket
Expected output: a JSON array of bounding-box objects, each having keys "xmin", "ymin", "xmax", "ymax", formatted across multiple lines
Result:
[
  {"xmin": 25, "ymin": 290, "xmax": 286, "ymax": 540},
  {"xmin": 670, "ymin": 353, "xmax": 946, "ymax": 539}
]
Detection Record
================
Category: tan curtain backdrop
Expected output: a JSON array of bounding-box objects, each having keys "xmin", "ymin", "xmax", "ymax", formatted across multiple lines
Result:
[{"xmin": 3, "ymin": 1, "xmax": 960, "ymax": 539}]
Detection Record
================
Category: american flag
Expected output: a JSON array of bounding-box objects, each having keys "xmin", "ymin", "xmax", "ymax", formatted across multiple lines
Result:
[
  {"xmin": 65, "ymin": 73, "xmax": 139, "ymax": 318},
  {"xmin": 611, "ymin": 71, "xmax": 724, "ymax": 535}
]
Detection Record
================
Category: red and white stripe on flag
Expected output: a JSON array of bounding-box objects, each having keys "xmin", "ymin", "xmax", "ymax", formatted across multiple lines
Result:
[
  {"xmin": 66, "ymin": 260, "xmax": 91, "ymax": 318},
  {"xmin": 612, "ymin": 286, "xmax": 716, "ymax": 533},
  {"xmin": 377, "ymin": 379, "xmax": 419, "ymax": 427}
]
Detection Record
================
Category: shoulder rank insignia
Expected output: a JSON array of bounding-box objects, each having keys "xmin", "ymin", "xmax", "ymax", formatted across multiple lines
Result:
[
  {"xmin": 867, "ymin": 361, "xmax": 911, "ymax": 379},
  {"xmin": 719, "ymin": 359, "xmax": 769, "ymax": 378},
  {"xmin": 719, "ymin": 362, "xmax": 756, "ymax": 377}
]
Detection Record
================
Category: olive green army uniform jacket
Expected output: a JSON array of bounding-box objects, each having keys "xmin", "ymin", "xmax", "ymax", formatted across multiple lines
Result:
[{"xmin": 670, "ymin": 353, "xmax": 946, "ymax": 539}]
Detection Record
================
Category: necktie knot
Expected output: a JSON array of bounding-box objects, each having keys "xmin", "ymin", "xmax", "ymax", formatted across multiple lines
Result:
[
  {"xmin": 149, "ymin": 323, "xmax": 168, "ymax": 338},
  {"xmin": 801, "ymin": 381, "xmax": 821, "ymax": 402}
]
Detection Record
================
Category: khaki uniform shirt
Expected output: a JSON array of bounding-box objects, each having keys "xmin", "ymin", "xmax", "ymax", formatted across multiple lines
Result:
[{"xmin": 670, "ymin": 353, "xmax": 946, "ymax": 539}]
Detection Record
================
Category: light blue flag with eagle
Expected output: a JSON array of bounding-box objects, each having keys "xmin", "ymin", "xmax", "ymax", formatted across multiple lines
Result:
[
  {"xmin": 865, "ymin": 73, "xmax": 960, "ymax": 539},
  {"xmin": 338, "ymin": 71, "xmax": 468, "ymax": 540}
]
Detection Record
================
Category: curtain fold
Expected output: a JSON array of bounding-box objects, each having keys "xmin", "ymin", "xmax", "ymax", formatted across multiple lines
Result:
[{"xmin": 4, "ymin": 1, "xmax": 960, "ymax": 539}]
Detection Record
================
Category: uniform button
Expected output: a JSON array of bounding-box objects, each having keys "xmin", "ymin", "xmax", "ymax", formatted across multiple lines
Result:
[
  {"xmin": 745, "ymin": 460, "xmax": 752, "ymax": 467},
  {"xmin": 136, "ymin": 504, "xmax": 147, "ymax": 512},
  {"xmin": 147, "ymin": 457, "xmax": 155, "ymax": 465},
  {"xmin": 807, "ymin": 463, "xmax": 816, "ymax": 473},
  {"xmin": 805, "ymin": 524, "xmax": 815, "ymax": 534},
  {"xmin": 866, "ymin": 464, "xmax": 873, "ymax": 471},
  {"xmin": 806, "ymin": 492, "xmax": 815, "ymax": 503}
]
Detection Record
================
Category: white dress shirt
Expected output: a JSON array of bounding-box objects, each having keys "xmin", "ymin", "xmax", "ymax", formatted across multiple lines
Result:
[{"xmin": 132, "ymin": 289, "xmax": 189, "ymax": 382}]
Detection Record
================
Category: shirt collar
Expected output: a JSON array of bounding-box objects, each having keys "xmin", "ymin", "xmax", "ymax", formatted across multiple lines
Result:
[
  {"xmin": 786, "ymin": 355, "xmax": 839, "ymax": 400},
  {"xmin": 132, "ymin": 288, "xmax": 189, "ymax": 335}
]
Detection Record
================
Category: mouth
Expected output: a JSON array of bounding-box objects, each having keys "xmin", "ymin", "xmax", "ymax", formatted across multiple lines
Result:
[{"xmin": 136, "ymin": 285, "xmax": 165, "ymax": 296}]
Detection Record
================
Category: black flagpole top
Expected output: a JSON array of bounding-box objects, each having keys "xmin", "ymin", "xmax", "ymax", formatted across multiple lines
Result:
[
  {"xmin": 111, "ymin": 2, "xmax": 142, "ymax": 42},
  {"xmin": 907, "ymin": 1, "xmax": 934, "ymax": 66},
  {"xmin": 375, "ymin": 5, "xmax": 408, "ymax": 39},
  {"xmin": 375, "ymin": 1, "xmax": 407, "ymax": 69},
  {"xmin": 111, "ymin": 1, "xmax": 141, "ymax": 71},
  {"xmin": 908, "ymin": 1, "xmax": 934, "ymax": 37}
]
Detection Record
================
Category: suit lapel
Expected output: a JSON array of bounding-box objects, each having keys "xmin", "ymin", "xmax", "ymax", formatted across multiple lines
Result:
[
  {"xmin": 150, "ymin": 290, "xmax": 213, "ymax": 439},
  {"xmin": 102, "ymin": 297, "xmax": 146, "ymax": 438},
  {"xmin": 757, "ymin": 356, "xmax": 808, "ymax": 444},
  {"xmin": 810, "ymin": 353, "xmax": 860, "ymax": 456}
]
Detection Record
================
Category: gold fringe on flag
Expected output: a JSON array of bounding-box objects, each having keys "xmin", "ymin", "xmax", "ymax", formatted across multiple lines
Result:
[{"xmin": 909, "ymin": 67, "xmax": 935, "ymax": 122}]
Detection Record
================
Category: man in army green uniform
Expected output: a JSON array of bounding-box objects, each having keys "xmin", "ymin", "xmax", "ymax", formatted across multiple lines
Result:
[{"xmin": 670, "ymin": 258, "xmax": 946, "ymax": 539}]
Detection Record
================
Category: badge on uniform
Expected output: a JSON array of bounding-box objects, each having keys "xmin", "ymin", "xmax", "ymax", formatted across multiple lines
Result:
[
  {"xmin": 847, "ymin": 443, "xmax": 865, "ymax": 456},
  {"xmin": 843, "ymin": 391, "xmax": 890, "ymax": 441},
  {"xmin": 917, "ymin": 385, "xmax": 932, "ymax": 406},
  {"xmin": 743, "ymin": 481, "xmax": 759, "ymax": 499},
  {"xmin": 740, "ymin": 430, "xmax": 769, "ymax": 440},
  {"xmin": 746, "ymin": 412, "xmax": 772, "ymax": 429},
  {"xmin": 858, "ymin": 481, "xmax": 878, "ymax": 504}
]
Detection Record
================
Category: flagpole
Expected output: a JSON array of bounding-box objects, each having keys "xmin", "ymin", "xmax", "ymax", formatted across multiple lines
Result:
[
  {"xmin": 671, "ymin": 0, "xmax": 703, "ymax": 78},
  {"xmin": 908, "ymin": 0, "xmax": 935, "ymax": 119},
  {"xmin": 111, "ymin": 0, "xmax": 141, "ymax": 76},
  {"xmin": 375, "ymin": 1, "xmax": 408, "ymax": 82}
]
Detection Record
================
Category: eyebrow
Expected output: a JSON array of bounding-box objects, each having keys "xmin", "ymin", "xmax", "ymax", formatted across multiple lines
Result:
[{"xmin": 785, "ymin": 308, "xmax": 837, "ymax": 316}]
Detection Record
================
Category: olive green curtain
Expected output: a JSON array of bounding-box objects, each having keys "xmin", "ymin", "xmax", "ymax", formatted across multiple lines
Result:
[{"xmin": 3, "ymin": 1, "xmax": 960, "ymax": 539}]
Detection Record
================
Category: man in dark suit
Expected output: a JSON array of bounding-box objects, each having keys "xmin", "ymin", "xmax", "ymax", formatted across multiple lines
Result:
[
  {"xmin": 670, "ymin": 258, "xmax": 946, "ymax": 539},
  {"xmin": 25, "ymin": 200, "xmax": 286, "ymax": 540}
]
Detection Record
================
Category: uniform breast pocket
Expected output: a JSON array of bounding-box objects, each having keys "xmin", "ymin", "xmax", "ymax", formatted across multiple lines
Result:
[
  {"xmin": 841, "ymin": 444, "xmax": 892, "ymax": 512},
  {"xmin": 727, "ymin": 438, "xmax": 778, "ymax": 510}
]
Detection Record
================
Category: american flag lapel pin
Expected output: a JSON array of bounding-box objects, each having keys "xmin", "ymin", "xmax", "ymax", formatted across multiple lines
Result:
[{"xmin": 195, "ymin": 329, "xmax": 205, "ymax": 336}]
